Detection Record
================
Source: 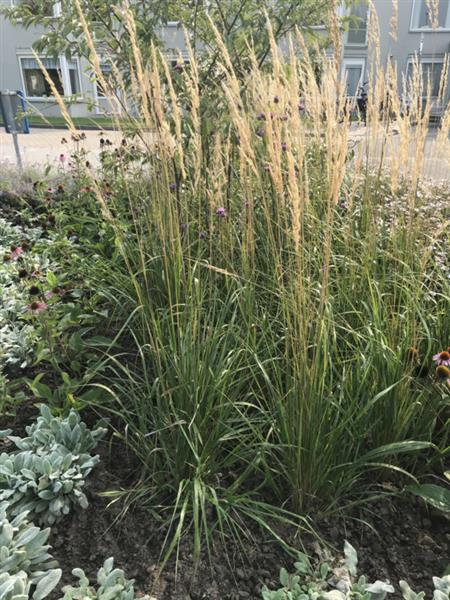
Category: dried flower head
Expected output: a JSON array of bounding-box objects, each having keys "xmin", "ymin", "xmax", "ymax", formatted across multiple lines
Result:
[
  {"xmin": 436, "ymin": 365, "xmax": 450, "ymax": 381},
  {"xmin": 406, "ymin": 347, "xmax": 419, "ymax": 364},
  {"xmin": 29, "ymin": 286, "xmax": 40, "ymax": 296}
]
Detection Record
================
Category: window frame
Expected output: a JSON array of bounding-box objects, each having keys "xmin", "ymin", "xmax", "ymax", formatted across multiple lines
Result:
[
  {"xmin": 341, "ymin": 58, "xmax": 366, "ymax": 97},
  {"xmin": 410, "ymin": 0, "xmax": 450, "ymax": 32},
  {"xmin": 18, "ymin": 54, "xmax": 83, "ymax": 101},
  {"xmin": 405, "ymin": 56, "xmax": 446, "ymax": 98},
  {"xmin": 344, "ymin": 1, "xmax": 370, "ymax": 47}
]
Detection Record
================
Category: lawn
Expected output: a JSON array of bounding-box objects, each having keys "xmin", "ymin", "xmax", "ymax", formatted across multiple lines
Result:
[{"xmin": 0, "ymin": 115, "xmax": 125, "ymax": 130}]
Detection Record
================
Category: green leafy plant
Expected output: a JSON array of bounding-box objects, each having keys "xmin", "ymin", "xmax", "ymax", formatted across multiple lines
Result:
[
  {"xmin": 407, "ymin": 483, "xmax": 450, "ymax": 515},
  {"xmin": 7, "ymin": 405, "xmax": 107, "ymax": 456},
  {"xmin": 0, "ymin": 408, "xmax": 105, "ymax": 525},
  {"xmin": 0, "ymin": 501, "xmax": 61, "ymax": 598},
  {"xmin": 60, "ymin": 558, "xmax": 153, "ymax": 600},
  {"xmin": 262, "ymin": 543, "xmax": 450, "ymax": 600},
  {"xmin": 0, "ymin": 449, "xmax": 99, "ymax": 526}
]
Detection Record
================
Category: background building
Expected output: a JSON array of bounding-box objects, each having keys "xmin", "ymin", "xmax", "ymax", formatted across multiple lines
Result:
[{"xmin": 1, "ymin": 0, "xmax": 449, "ymax": 119}]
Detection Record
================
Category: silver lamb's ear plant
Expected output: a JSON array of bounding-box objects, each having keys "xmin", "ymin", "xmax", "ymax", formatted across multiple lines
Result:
[
  {"xmin": 60, "ymin": 558, "xmax": 154, "ymax": 600},
  {"xmin": 0, "ymin": 448, "xmax": 100, "ymax": 526},
  {"xmin": 262, "ymin": 543, "xmax": 450, "ymax": 600},
  {"xmin": 262, "ymin": 542, "xmax": 395, "ymax": 600},
  {"xmin": 0, "ymin": 407, "xmax": 106, "ymax": 526},
  {"xmin": 0, "ymin": 502, "xmax": 61, "ymax": 599},
  {"xmin": 7, "ymin": 405, "xmax": 107, "ymax": 456}
]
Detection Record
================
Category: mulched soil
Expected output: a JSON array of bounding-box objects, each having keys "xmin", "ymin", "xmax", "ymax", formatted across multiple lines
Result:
[{"xmin": 1, "ymin": 403, "xmax": 449, "ymax": 600}]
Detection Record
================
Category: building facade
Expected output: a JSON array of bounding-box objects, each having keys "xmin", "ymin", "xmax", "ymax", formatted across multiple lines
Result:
[
  {"xmin": 341, "ymin": 0, "xmax": 450, "ymax": 108},
  {"xmin": 0, "ymin": 0, "xmax": 449, "ymax": 119}
]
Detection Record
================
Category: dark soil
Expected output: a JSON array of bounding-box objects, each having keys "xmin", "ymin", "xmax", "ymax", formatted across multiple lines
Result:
[{"xmin": 2, "ymin": 403, "xmax": 448, "ymax": 600}]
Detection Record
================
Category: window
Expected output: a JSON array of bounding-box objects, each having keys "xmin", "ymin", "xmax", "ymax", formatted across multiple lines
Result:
[
  {"xmin": 406, "ymin": 59, "xmax": 445, "ymax": 97},
  {"xmin": 95, "ymin": 63, "xmax": 113, "ymax": 98},
  {"xmin": 411, "ymin": 0, "xmax": 450, "ymax": 30},
  {"xmin": 19, "ymin": 56, "xmax": 81, "ymax": 98},
  {"xmin": 346, "ymin": 1, "xmax": 369, "ymax": 45},
  {"xmin": 20, "ymin": 57, "xmax": 63, "ymax": 97},
  {"xmin": 67, "ymin": 60, "xmax": 81, "ymax": 95},
  {"xmin": 342, "ymin": 60, "xmax": 366, "ymax": 96}
]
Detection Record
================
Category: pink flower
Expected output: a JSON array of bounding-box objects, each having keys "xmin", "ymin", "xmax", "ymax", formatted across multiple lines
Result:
[
  {"xmin": 11, "ymin": 247, "xmax": 23, "ymax": 260},
  {"xmin": 216, "ymin": 207, "xmax": 226, "ymax": 218},
  {"xmin": 29, "ymin": 301, "xmax": 48, "ymax": 314},
  {"xmin": 59, "ymin": 153, "xmax": 66, "ymax": 164},
  {"xmin": 47, "ymin": 188, "xmax": 55, "ymax": 194},
  {"xmin": 432, "ymin": 351, "xmax": 450, "ymax": 366},
  {"xmin": 44, "ymin": 290, "xmax": 55, "ymax": 299}
]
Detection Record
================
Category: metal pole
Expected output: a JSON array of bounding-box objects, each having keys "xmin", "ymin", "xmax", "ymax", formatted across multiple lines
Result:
[{"xmin": 12, "ymin": 132, "xmax": 23, "ymax": 172}]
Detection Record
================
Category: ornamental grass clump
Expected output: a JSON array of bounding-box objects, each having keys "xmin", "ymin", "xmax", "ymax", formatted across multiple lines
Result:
[{"xmin": 32, "ymin": 0, "xmax": 450, "ymax": 558}]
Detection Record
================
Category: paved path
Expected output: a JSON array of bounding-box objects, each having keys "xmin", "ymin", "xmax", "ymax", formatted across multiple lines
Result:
[
  {"xmin": 1, "ymin": 126, "xmax": 449, "ymax": 182},
  {"xmin": 0, "ymin": 128, "xmax": 124, "ymax": 168},
  {"xmin": 349, "ymin": 124, "xmax": 450, "ymax": 182}
]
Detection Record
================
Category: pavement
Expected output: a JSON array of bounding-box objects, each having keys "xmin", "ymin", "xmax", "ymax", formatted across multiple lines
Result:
[
  {"xmin": 1, "ymin": 125, "xmax": 449, "ymax": 182},
  {"xmin": 349, "ymin": 124, "xmax": 450, "ymax": 182},
  {"xmin": 0, "ymin": 128, "xmax": 124, "ymax": 169}
]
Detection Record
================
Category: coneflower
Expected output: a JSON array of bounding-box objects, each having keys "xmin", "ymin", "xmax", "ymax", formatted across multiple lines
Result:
[
  {"xmin": 432, "ymin": 351, "xmax": 450, "ymax": 366},
  {"xmin": 10, "ymin": 246, "xmax": 23, "ymax": 260},
  {"xmin": 436, "ymin": 365, "xmax": 450, "ymax": 382},
  {"xmin": 29, "ymin": 301, "xmax": 48, "ymax": 314},
  {"xmin": 18, "ymin": 269, "xmax": 28, "ymax": 279},
  {"xmin": 29, "ymin": 286, "xmax": 40, "ymax": 296}
]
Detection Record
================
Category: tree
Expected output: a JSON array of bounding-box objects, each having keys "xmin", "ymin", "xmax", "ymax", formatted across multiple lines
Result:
[{"xmin": 2, "ymin": 0, "xmax": 331, "ymax": 81}]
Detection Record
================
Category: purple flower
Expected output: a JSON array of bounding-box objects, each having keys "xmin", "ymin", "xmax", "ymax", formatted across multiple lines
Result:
[
  {"xmin": 256, "ymin": 112, "xmax": 266, "ymax": 121},
  {"xmin": 256, "ymin": 127, "xmax": 265, "ymax": 138},
  {"xmin": 281, "ymin": 142, "xmax": 288, "ymax": 152},
  {"xmin": 11, "ymin": 246, "xmax": 23, "ymax": 261},
  {"xmin": 199, "ymin": 231, "xmax": 206, "ymax": 240},
  {"xmin": 29, "ymin": 301, "xmax": 48, "ymax": 314},
  {"xmin": 169, "ymin": 183, "xmax": 177, "ymax": 191},
  {"xmin": 216, "ymin": 207, "xmax": 226, "ymax": 218},
  {"xmin": 433, "ymin": 351, "xmax": 450, "ymax": 366}
]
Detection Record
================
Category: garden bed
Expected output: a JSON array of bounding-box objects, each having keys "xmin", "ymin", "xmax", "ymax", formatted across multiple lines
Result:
[{"xmin": 1, "ymin": 400, "xmax": 448, "ymax": 600}]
